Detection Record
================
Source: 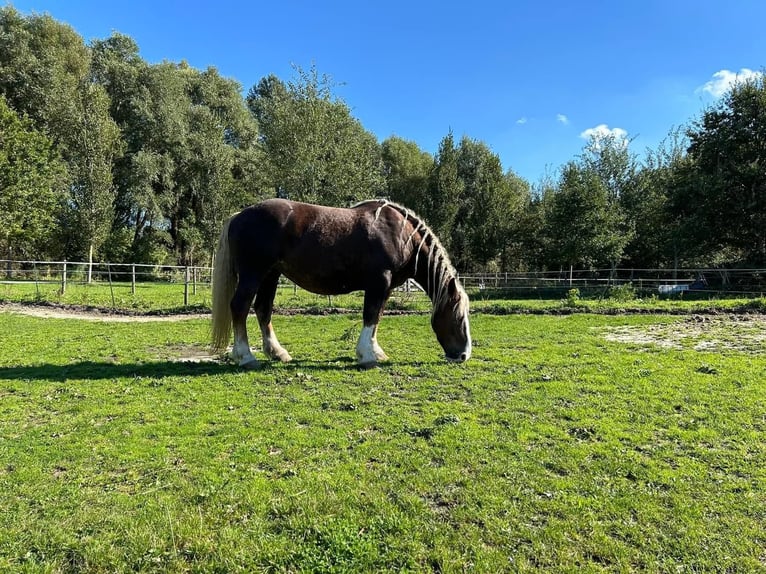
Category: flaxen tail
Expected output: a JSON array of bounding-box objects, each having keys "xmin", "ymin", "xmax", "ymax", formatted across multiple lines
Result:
[{"xmin": 211, "ymin": 217, "xmax": 236, "ymax": 352}]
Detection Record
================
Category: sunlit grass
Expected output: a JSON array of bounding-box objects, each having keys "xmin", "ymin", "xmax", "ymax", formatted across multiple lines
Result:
[
  {"xmin": 0, "ymin": 310, "xmax": 764, "ymax": 572},
  {"xmin": 2, "ymin": 279, "xmax": 764, "ymax": 316}
]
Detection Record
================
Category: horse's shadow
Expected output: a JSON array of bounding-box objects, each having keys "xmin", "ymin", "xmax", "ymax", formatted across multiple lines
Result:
[{"xmin": 0, "ymin": 356, "xmax": 435, "ymax": 382}]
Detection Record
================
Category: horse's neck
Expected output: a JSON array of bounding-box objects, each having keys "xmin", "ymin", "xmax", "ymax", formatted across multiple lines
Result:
[{"xmin": 388, "ymin": 204, "xmax": 451, "ymax": 305}]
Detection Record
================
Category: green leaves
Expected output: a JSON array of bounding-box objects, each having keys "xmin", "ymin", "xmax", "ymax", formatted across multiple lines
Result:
[
  {"xmin": 679, "ymin": 72, "xmax": 766, "ymax": 264},
  {"xmin": 0, "ymin": 96, "xmax": 66, "ymax": 258},
  {"xmin": 248, "ymin": 65, "xmax": 385, "ymax": 205}
]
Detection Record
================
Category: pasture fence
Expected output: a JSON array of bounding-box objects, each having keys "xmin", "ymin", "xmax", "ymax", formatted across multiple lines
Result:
[
  {"xmin": 450, "ymin": 267, "xmax": 766, "ymax": 297},
  {"xmin": 1, "ymin": 260, "xmax": 765, "ymax": 310}
]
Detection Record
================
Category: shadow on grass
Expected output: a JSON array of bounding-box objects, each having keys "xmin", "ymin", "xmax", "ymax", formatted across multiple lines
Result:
[{"xmin": 0, "ymin": 355, "xmax": 438, "ymax": 382}]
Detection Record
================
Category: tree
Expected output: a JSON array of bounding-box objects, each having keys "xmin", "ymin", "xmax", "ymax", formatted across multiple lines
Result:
[
  {"xmin": 547, "ymin": 162, "xmax": 628, "ymax": 269},
  {"xmin": 171, "ymin": 65, "xmax": 264, "ymax": 265},
  {"xmin": 625, "ymin": 128, "xmax": 688, "ymax": 268},
  {"xmin": 381, "ymin": 135, "xmax": 433, "ymax": 213},
  {"xmin": 425, "ymin": 131, "xmax": 463, "ymax": 247},
  {"xmin": 675, "ymin": 73, "xmax": 766, "ymax": 265},
  {"xmin": 0, "ymin": 96, "xmax": 66, "ymax": 259},
  {"xmin": 92, "ymin": 36, "xmax": 266, "ymax": 266},
  {"xmin": 454, "ymin": 137, "xmax": 516, "ymax": 270},
  {"xmin": 58, "ymin": 80, "xmax": 122, "ymax": 279},
  {"xmin": 0, "ymin": 8, "xmax": 121, "ymax": 271},
  {"xmin": 248, "ymin": 65, "xmax": 384, "ymax": 205}
]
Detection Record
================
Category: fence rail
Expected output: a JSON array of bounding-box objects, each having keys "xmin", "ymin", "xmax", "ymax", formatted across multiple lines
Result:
[
  {"xmin": 2, "ymin": 260, "xmax": 765, "ymax": 307},
  {"xmin": 458, "ymin": 267, "xmax": 766, "ymax": 296}
]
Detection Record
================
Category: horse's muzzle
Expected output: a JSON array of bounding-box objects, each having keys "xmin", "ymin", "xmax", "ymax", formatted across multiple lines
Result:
[{"xmin": 446, "ymin": 351, "xmax": 470, "ymax": 363}]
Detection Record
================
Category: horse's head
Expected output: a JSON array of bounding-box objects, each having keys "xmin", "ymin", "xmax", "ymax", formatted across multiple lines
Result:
[{"xmin": 431, "ymin": 276, "xmax": 472, "ymax": 363}]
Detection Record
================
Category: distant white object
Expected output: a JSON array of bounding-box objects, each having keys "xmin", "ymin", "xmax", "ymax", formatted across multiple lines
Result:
[{"xmin": 658, "ymin": 284, "xmax": 690, "ymax": 295}]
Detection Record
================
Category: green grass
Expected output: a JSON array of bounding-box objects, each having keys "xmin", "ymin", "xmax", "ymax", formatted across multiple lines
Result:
[
  {"xmin": 2, "ymin": 279, "xmax": 765, "ymax": 316},
  {"xmin": 1, "ymin": 309, "xmax": 764, "ymax": 572}
]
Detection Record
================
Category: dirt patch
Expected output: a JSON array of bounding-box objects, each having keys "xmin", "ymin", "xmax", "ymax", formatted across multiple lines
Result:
[
  {"xmin": 0, "ymin": 303, "xmax": 208, "ymax": 322},
  {"xmin": 602, "ymin": 315, "xmax": 766, "ymax": 353}
]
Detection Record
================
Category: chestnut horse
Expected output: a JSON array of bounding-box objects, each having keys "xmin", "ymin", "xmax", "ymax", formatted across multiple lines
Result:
[{"xmin": 211, "ymin": 198, "xmax": 471, "ymax": 368}]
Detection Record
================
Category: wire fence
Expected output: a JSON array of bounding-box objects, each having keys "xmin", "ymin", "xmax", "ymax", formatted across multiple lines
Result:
[
  {"xmin": 450, "ymin": 267, "xmax": 766, "ymax": 297},
  {"xmin": 2, "ymin": 260, "xmax": 765, "ymax": 309}
]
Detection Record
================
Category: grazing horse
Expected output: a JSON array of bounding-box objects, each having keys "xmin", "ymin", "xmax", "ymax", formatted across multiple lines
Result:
[{"xmin": 210, "ymin": 198, "xmax": 471, "ymax": 368}]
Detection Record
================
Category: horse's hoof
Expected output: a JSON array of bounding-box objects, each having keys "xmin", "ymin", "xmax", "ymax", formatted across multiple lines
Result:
[
  {"xmin": 357, "ymin": 360, "xmax": 379, "ymax": 370},
  {"xmin": 239, "ymin": 359, "xmax": 260, "ymax": 370},
  {"xmin": 274, "ymin": 351, "xmax": 292, "ymax": 362}
]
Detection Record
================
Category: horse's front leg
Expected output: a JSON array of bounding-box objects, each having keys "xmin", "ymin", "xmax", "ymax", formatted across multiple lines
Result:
[
  {"xmin": 254, "ymin": 270, "xmax": 292, "ymax": 362},
  {"xmin": 357, "ymin": 284, "xmax": 391, "ymax": 367}
]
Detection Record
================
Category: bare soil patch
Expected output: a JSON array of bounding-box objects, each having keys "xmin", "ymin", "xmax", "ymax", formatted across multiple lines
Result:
[
  {"xmin": 0, "ymin": 303, "xmax": 208, "ymax": 322},
  {"xmin": 602, "ymin": 314, "xmax": 766, "ymax": 353}
]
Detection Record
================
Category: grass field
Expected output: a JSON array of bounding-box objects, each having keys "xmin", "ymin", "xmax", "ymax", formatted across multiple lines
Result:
[
  {"xmin": 3, "ymin": 278, "xmax": 765, "ymax": 316},
  {"xmin": 0, "ymin": 305, "xmax": 765, "ymax": 572}
]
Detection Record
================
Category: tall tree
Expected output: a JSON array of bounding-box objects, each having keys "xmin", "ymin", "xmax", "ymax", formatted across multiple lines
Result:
[
  {"xmin": 171, "ymin": 65, "xmax": 264, "ymax": 265},
  {"xmin": 381, "ymin": 135, "xmax": 433, "ymax": 213},
  {"xmin": 248, "ymin": 65, "xmax": 384, "ymax": 205},
  {"xmin": 547, "ymin": 162, "xmax": 628, "ymax": 269},
  {"xmin": 0, "ymin": 96, "xmax": 66, "ymax": 259},
  {"xmin": 625, "ymin": 128, "xmax": 688, "ymax": 268},
  {"xmin": 454, "ymin": 137, "xmax": 515, "ymax": 270},
  {"xmin": 426, "ymin": 131, "xmax": 463, "ymax": 247},
  {"xmin": 675, "ymin": 73, "xmax": 766, "ymax": 265},
  {"xmin": 0, "ymin": 8, "xmax": 121, "ymax": 270},
  {"xmin": 58, "ymin": 80, "xmax": 122, "ymax": 278}
]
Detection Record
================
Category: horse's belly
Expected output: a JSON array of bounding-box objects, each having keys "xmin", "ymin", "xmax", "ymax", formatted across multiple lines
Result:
[{"xmin": 281, "ymin": 267, "xmax": 360, "ymax": 295}]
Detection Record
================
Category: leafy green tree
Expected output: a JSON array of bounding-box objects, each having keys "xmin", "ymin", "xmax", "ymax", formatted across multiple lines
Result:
[
  {"xmin": 0, "ymin": 8, "xmax": 121, "ymax": 270},
  {"xmin": 625, "ymin": 128, "xmax": 688, "ymax": 268},
  {"xmin": 497, "ymin": 170, "xmax": 534, "ymax": 271},
  {"xmin": 547, "ymin": 162, "xmax": 628, "ymax": 269},
  {"xmin": 171, "ymin": 65, "xmax": 264, "ymax": 265},
  {"xmin": 425, "ymin": 131, "xmax": 463, "ymax": 247},
  {"xmin": 92, "ymin": 36, "xmax": 265, "ymax": 265},
  {"xmin": 453, "ymin": 137, "xmax": 515, "ymax": 270},
  {"xmin": 248, "ymin": 65, "xmax": 384, "ymax": 205},
  {"xmin": 58, "ymin": 80, "xmax": 123, "ymax": 278},
  {"xmin": 381, "ymin": 135, "xmax": 434, "ymax": 213},
  {"xmin": 673, "ymin": 74, "xmax": 766, "ymax": 265},
  {"xmin": 0, "ymin": 96, "xmax": 66, "ymax": 258}
]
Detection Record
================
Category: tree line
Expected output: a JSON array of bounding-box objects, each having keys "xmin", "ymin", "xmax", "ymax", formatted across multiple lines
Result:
[{"xmin": 1, "ymin": 7, "xmax": 764, "ymax": 272}]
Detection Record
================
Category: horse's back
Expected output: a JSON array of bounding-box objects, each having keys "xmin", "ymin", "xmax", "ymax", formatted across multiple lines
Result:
[{"xmin": 226, "ymin": 199, "xmax": 411, "ymax": 293}]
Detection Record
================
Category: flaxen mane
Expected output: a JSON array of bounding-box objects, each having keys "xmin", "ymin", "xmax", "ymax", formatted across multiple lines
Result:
[{"xmin": 353, "ymin": 199, "xmax": 467, "ymax": 319}]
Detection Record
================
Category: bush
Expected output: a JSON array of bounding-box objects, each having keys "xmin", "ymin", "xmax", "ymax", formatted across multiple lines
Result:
[
  {"xmin": 609, "ymin": 282, "xmax": 637, "ymax": 302},
  {"xmin": 564, "ymin": 288, "xmax": 581, "ymax": 306}
]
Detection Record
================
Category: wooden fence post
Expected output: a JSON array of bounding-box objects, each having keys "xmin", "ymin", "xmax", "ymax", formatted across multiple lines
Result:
[
  {"xmin": 184, "ymin": 266, "xmax": 190, "ymax": 306},
  {"xmin": 61, "ymin": 260, "xmax": 67, "ymax": 295},
  {"xmin": 107, "ymin": 263, "xmax": 116, "ymax": 308},
  {"xmin": 131, "ymin": 264, "xmax": 136, "ymax": 294}
]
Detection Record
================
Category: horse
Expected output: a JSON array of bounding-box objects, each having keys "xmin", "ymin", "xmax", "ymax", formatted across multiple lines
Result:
[{"xmin": 210, "ymin": 198, "xmax": 471, "ymax": 368}]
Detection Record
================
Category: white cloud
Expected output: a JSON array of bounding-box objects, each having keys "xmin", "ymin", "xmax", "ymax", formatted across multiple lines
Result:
[
  {"xmin": 556, "ymin": 113, "xmax": 569, "ymax": 125},
  {"xmin": 699, "ymin": 68, "xmax": 762, "ymax": 98},
  {"xmin": 516, "ymin": 117, "xmax": 528, "ymax": 125},
  {"xmin": 580, "ymin": 124, "xmax": 627, "ymax": 142}
]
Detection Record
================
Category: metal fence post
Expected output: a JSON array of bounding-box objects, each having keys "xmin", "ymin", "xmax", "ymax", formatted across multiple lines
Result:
[
  {"xmin": 61, "ymin": 260, "xmax": 67, "ymax": 295},
  {"xmin": 131, "ymin": 264, "xmax": 136, "ymax": 294}
]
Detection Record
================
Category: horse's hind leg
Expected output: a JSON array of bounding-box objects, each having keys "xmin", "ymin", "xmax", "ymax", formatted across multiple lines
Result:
[
  {"xmin": 254, "ymin": 270, "xmax": 292, "ymax": 362},
  {"xmin": 230, "ymin": 271, "xmax": 259, "ymax": 368}
]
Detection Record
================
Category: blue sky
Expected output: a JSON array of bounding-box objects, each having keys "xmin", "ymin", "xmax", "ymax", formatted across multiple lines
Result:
[{"xmin": 6, "ymin": 0, "xmax": 766, "ymax": 183}]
